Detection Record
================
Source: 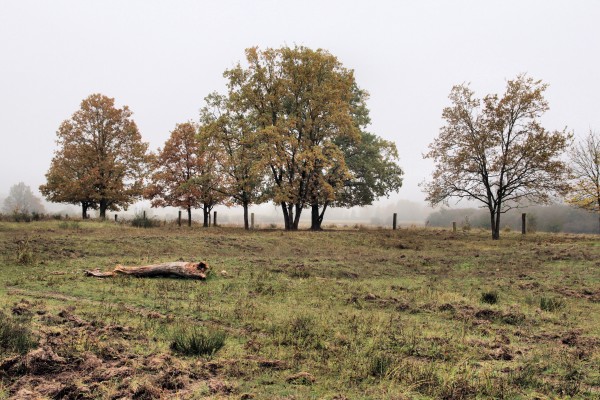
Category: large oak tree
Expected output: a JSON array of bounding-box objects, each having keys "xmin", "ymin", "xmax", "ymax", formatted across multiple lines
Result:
[
  {"xmin": 423, "ymin": 75, "xmax": 571, "ymax": 239},
  {"xmin": 41, "ymin": 94, "xmax": 149, "ymax": 219},
  {"xmin": 566, "ymin": 130, "xmax": 600, "ymax": 234},
  {"xmin": 224, "ymin": 46, "xmax": 360, "ymax": 230}
]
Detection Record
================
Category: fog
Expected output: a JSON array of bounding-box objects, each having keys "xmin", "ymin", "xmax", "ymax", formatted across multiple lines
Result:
[{"xmin": 1, "ymin": 1, "xmax": 599, "ymax": 221}]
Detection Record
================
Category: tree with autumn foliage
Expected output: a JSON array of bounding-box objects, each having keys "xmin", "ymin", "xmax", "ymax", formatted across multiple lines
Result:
[
  {"xmin": 312, "ymin": 87, "xmax": 403, "ymax": 230},
  {"xmin": 200, "ymin": 93, "xmax": 267, "ymax": 230},
  {"xmin": 145, "ymin": 122, "xmax": 202, "ymax": 226},
  {"xmin": 40, "ymin": 94, "xmax": 149, "ymax": 219},
  {"xmin": 423, "ymin": 75, "xmax": 572, "ymax": 239},
  {"xmin": 224, "ymin": 46, "xmax": 361, "ymax": 230},
  {"xmin": 145, "ymin": 122, "xmax": 225, "ymax": 227},
  {"xmin": 566, "ymin": 130, "xmax": 600, "ymax": 234}
]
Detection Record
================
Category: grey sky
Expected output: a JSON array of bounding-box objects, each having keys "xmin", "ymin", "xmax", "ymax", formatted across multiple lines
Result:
[{"xmin": 1, "ymin": 0, "xmax": 598, "ymax": 208}]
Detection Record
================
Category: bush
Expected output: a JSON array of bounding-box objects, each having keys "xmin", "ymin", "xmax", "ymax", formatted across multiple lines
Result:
[
  {"xmin": 58, "ymin": 221, "xmax": 80, "ymax": 230},
  {"xmin": 11, "ymin": 212, "xmax": 32, "ymax": 222},
  {"xmin": 0, "ymin": 311, "xmax": 37, "ymax": 354},
  {"xmin": 131, "ymin": 212, "xmax": 161, "ymax": 228},
  {"xmin": 540, "ymin": 296, "xmax": 565, "ymax": 312},
  {"xmin": 15, "ymin": 236, "xmax": 35, "ymax": 265},
  {"xmin": 480, "ymin": 291, "xmax": 499, "ymax": 304},
  {"xmin": 170, "ymin": 326, "xmax": 226, "ymax": 357}
]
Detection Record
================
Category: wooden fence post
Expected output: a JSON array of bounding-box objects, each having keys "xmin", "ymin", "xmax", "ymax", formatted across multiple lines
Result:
[
  {"xmin": 251, "ymin": 213, "xmax": 255, "ymax": 230},
  {"xmin": 114, "ymin": 214, "xmax": 117, "ymax": 222},
  {"xmin": 452, "ymin": 221, "xmax": 457, "ymax": 233},
  {"xmin": 213, "ymin": 211, "xmax": 217, "ymax": 227},
  {"xmin": 522, "ymin": 213, "xmax": 527, "ymax": 234},
  {"xmin": 393, "ymin": 213, "xmax": 397, "ymax": 230},
  {"xmin": 178, "ymin": 211, "xmax": 181, "ymax": 227},
  {"xmin": 143, "ymin": 211, "xmax": 146, "ymax": 220}
]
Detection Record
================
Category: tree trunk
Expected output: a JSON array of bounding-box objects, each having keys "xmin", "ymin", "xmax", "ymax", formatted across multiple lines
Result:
[
  {"xmin": 292, "ymin": 204, "xmax": 302, "ymax": 230},
  {"xmin": 81, "ymin": 203, "xmax": 88, "ymax": 220},
  {"xmin": 492, "ymin": 208, "xmax": 501, "ymax": 240},
  {"xmin": 310, "ymin": 202, "xmax": 329, "ymax": 231},
  {"xmin": 310, "ymin": 204, "xmax": 320, "ymax": 230},
  {"xmin": 243, "ymin": 201, "xmax": 249, "ymax": 230},
  {"xmin": 85, "ymin": 261, "xmax": 209, "ymax": 280},
  {"xmin": 203, "ymin": 208, "xmax": 209, "ymax": 227},
  {"xmin": 187, "ymin": 206, "xmax": 192, "ymax": 227},
  {"xmin": 99, "ymin": 200, "xmax": 108, "ymax": 220},
  {"xmin": 281, "ymin": 203, "xmax": 290, "ymax": 230}
]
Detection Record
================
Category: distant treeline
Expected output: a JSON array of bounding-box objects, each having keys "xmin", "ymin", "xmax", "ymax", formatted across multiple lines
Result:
[{"xmin": 427, "ymin": 205, "xmax": 599, "ymax": 234}]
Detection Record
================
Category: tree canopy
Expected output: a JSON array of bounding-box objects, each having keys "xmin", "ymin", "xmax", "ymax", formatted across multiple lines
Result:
[
  {"xmin": 423, "ymin": 74, "xmax": 572, "ymax": 239},
  {"xmin": 145, "ymin": 122, "xmax": 205, "ymax": 226},
  {"xmin": 566, "ymin": 130, "xmax": 600, "ymax": 233},
  {"xmin": 200, "ymin": 93, "xmax": 267, "ymax": 229},
  {"xmin": 41, "ymin": 94, "xmax": 149, "ymax": 219},
  {"xmin": 220, "ymin": 46, "xmax": 402, "ymax": 230}
]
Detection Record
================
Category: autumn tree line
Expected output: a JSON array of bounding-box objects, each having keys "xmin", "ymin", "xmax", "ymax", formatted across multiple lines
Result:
[
  {"xmin": 39, "ymin": 46, "xmax": 404, "ymax": 231},
  {"xmin": 34, "ymin": 46, "xmax": 600, "ymax": 237}
]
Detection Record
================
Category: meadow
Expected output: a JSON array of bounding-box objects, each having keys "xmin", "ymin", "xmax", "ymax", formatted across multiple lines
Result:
[{"xmin": 0, "ymin": 220, "xmax": 598, "ymax": 399}]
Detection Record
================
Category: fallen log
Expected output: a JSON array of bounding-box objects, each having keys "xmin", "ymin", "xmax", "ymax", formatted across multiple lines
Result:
[{"xmin": 85, "ymin": 261, "xmax": 209, "ymax": 280}]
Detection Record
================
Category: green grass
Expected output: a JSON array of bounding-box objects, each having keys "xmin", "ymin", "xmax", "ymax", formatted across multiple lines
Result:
[
  {"xmin": 0, "ymin": 311, "xmax": 37, "ymax": 354},
  {"xmin": 0, "ymin": 220, "xmax": 598, "ymax": 398},
  {"xmin": 170, "ymin": 326, "xmax": 226, "ymax": 357}
]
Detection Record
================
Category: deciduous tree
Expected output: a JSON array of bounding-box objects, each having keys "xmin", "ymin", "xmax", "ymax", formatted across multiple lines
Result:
[
  {"xmin": 200, "ymin": 93, "xmax": 266, "ymax": 229},
  {"xmin": 566, "ymin": 130, "xmax": 600, "ymax": 233},
  {"xmin": 2, "ymin": 182, "xmax": 45, "ymax": 215},
  {"xmin": 423, "ymin": 75, "xmax": 571, "ymax": 239},
  {"xmin": 41, "ymin": 94, "xmax": 149, "ymax": 219},
  {"xmin": 224, "ymin": 46, "xmax": 360, "ymax": 230},
  {"xmin": 145, "ymin": 122, "xmax": 206, "ymax": 226},
  {"xmin": 331, "ymin": 131, "xmax": 404, "ymax": 219}
]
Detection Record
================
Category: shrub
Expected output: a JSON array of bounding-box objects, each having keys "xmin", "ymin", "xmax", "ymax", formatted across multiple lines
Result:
[
  {"xmin": 540, "ymin": 296, "xmax": 565, "ymax": 312},
  {"xmin": 369, "ymin": 353, "xmax": 394, "ymax": 378},
  {"xmin": 11, "ymin": 212, "xmax": 32, "ymax": 222},
  {"xmin": 131, "ymin": 212, "xmax": 161, "ymax": 228},
  {"xmin": 170, "ymin": 326, "xmax": 226, "ymax": 357},
  {"xmin": 15, "ymin": 236, "xmax": 35, "ymax": 265},
  {"xmin": 58, "ymin": 221, "xmax": 80, "ymax": 230},
  {"xmin": 0, "ymin": 311, "xmax": 37, "ymax": 354},
  {"xmin": 480, "ymin": 291, "xmax": 499, "ymax": 304}
]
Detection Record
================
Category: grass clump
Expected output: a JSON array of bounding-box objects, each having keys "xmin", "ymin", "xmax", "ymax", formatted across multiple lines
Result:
[
  {"xmin": 369, "ymin": 353, "xmax": 394, "ymax": 378},
  {"xmin": 540, "ymin": 296, "xmax": 565, "ymax": 311},
  {"xmin": 170, "ymin": 326, "xmax": 226, "ymax": 357},
  {"xmin": 480, "ymin": 290, "xmax": 499, "ymax": 304},
  {"xmin": 14, "ymin": 236, "xmax": 35, "ymax": 265},
  {"xmin": 0, "ymin": 311, "xmax": 37, "ymax": 354}
]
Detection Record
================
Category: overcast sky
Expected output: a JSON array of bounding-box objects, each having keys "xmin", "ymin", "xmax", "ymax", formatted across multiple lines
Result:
[{"xmin": 1, "ymin": 0, "xmax": 599, "ymax": 209}]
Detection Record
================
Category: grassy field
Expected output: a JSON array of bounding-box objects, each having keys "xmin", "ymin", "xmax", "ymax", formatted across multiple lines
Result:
[{"xmin": 0, "ymin": 221, "xmax": 599, "ymax": 399}]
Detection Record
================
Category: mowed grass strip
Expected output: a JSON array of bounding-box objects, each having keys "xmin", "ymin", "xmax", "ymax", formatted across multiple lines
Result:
[{"xmin": 0, "ymin": 220, "xmax": 598, "ymax": 399}]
